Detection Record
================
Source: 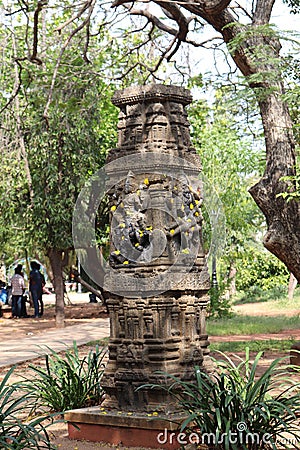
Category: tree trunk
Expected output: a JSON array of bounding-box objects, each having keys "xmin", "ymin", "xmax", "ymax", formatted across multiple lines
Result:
[
  {"xmin": 288, "ymin": 272, "xmax": 297, "ymax": 301},
  {"xmin": 248, "ymin": 91, "xmax": 300, "ymax": 279},
  {"xmin": 228, "ymin": 265, "xmax": 236, "ymax": 297},
  {"xmin": 47, "ymin": 248, "xmax": 65, "ymax": 328}
]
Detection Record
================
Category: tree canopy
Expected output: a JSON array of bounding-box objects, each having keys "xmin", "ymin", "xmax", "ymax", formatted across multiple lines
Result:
[{"xmin": 0, "ymin": 0, "xmax": 299, "ymax": 321}]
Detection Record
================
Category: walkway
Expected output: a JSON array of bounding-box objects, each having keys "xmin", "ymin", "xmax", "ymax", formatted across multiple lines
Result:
[
  {"xmin": 0, "ymin": 317, "xmax": 110, "ymax": 368},
  {"xmin": 1, "ymin": 317, "xmax": 300, "ymax": 369}
]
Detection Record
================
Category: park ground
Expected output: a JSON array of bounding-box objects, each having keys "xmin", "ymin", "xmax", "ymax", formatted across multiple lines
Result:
[{"xmin": 0, "ymin": 292, "xmax": 300, "ymax": 449}]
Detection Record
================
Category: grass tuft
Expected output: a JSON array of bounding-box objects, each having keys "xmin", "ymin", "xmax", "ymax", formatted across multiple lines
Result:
[{"xmin": 207, "ymin": 314, "xmax": 300, "ymax": 336}]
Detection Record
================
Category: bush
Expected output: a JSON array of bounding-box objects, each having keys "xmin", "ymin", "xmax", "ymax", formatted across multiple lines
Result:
[
  {"xmin": 0, "ymin": 366, "xmax": 54, "ymax": 449},
  {"xmin": 237, "ymin": 285, "xmax": 287, "ymax": 304},
  {"xmin": 22, "ymin": 342, "xmax": 107, "ymax": 413},
  {"xmin": 208, "ymin": 283, "xmax": 234, "ymax": 319},
  {"xmin": 147, "ymin": 349, "xmax": 300, "ymax": 449},
  {"xmin": 236, "ymin": 246, "xmax": 290, "ymax": 293}
]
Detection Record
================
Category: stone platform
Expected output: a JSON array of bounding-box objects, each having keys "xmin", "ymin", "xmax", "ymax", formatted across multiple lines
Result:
[{"xmin": 65, "ymin": 407, "xmax": 186, "ymax": 449}]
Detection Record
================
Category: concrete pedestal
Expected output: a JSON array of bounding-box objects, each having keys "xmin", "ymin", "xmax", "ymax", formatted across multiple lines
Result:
[{"xmin": 65, "ymin": 407, "xmax": 187, "ymax": 449}]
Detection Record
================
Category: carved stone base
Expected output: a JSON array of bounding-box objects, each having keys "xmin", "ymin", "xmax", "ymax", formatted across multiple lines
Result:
[{"xmin": 65, "ymin": 406, "xmax": 187, "ymax": 449}]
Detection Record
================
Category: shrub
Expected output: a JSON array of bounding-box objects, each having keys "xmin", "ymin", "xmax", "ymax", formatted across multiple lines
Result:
[
  {"xmin": 22, "ymin": 342, "xmax": 107, "ymax": 414},
  {"xmin": 208, "ymin": 283, "xmax": 234, "ymax": 319},
  {"xmin": 237, "ymin": 285, "xmax": 287, "ymax": 304},
  {"xmin": 236, "ymin": 246, "xmax": 290, "ymax": 293},
  {"xmin": 0, "ymin": 366, "xmax": 54, "ymax": 449},
  {"xmin": 146, "ymin": 349, "xmax": 300, "ymax": 449}
]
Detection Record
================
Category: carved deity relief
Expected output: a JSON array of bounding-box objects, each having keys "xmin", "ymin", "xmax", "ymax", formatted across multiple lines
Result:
[
  {"xmin": 109, "ymin": 171, "xmax": 152, "ymax": 266},
  {"xmin": 109, "ymin": 169, "xmax": 203, "ymax": 268}
]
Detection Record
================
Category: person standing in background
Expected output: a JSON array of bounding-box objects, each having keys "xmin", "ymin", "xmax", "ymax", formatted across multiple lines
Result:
[
  {"xmin": 29, "ymin": 261, "xmax": 44, "ymax": 318},
  {"xmin": 11, "ymin": 265, "xmax": 25, "ymax": 318}
]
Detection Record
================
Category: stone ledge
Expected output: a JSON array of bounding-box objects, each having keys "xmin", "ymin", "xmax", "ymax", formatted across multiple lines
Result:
[
  {"xmin": 65, "ymin": 407, "xmax": 187, "ymax": 449},
  {"xmin": 65, "ymin": 406, "xmax": 185, "ymax": 430}
]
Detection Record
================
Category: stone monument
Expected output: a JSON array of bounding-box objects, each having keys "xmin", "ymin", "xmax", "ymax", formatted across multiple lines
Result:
[{"xmin": 66, "ymin": 84, "xmax": 211, "ymax": 449}]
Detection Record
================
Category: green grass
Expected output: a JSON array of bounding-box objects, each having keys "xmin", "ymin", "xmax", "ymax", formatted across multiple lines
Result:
[
  {"xmin": 85, "ymin": 337, "xmax": 109, "ymax": 346},
  {"xmin": 234, "ymin": 286, "xmax": 300, "ymax": 309},
  {"xmin": 207, "ymin": 314, "xmax": 300, "ymax": 336},
  {"xmin": 210, "ymin": 338, "xmax": 296, "ymax": 353}
]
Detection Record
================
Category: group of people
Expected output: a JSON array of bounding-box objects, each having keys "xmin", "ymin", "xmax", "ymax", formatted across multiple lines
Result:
[{"xmin": 6, "ymin": 261, "xmax": 45, "ymax": 319}]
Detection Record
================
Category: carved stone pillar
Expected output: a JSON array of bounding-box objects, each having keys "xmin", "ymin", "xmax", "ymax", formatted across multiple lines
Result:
[{"xmin": 102, "ymin": 84, "xmax": 211, "ymax": 412}]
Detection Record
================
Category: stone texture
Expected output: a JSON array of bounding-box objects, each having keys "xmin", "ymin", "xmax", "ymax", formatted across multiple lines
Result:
[{"xmin": 101, "ymin": 84, "xmax": 211, "ymax": 412}]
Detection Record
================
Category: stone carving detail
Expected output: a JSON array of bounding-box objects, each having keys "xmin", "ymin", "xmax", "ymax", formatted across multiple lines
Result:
[{"xmin": 102, "ymin": 84, "xmax": 211, "ymax": 412}]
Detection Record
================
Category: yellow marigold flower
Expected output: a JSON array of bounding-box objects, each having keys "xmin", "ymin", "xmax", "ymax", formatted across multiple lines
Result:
[
  {"xmin": 111, "ymin": 205, "xmax": 117, "ymax": 211},
  {"xmin": 114, "ymin": 250, "xmax": 121, "ymax": 255},
  {"xmin": 119, "ymin": 223, "xmax": 126, "ymax": 228},
  {"xmin": 170, "ymin": 229, "xmax": 175, "ymax": 234},
  {"xmin": 123, "ymin": 260, "xmax": 129, "ymax": 265},
  {"xmin": 194, "ymin": 212, "xmax": 199, "ymax": 217},
  {"xmin": 144, "ymin": 178, "xmax": 149, "ymax": 185},
  {"xmin": 182, "ymin": 248, "xmax": 190, "ymax": 254},
  {"xmin": 190, "ymin": 203, "xmax": 194, "ymax": 210}
]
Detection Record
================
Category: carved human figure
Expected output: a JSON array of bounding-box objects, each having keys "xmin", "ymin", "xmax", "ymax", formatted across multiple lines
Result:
[
  {"xmin": 109, "ymin": 172, "xmax": 154, "ymax": 266},
  {"xmin": 166, "ymin": 174, "xmax": 203, "ymax": 257}
]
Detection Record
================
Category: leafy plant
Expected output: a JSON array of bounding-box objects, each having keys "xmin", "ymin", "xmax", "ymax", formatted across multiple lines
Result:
[
  {"xmin": 208, "ymin": 282, "xmax": 234, "ymax": 319},
  {"xmin": 0, "ymin": 366, "xmax": 55, "ymax": 449},
  {"xmin": 22, "ymin": 342, "xmax": 107, "ymax": 413},
  {"xmin": 145, "ymin": 349, "xmax": 300, "ymax": 449},
  {"xmin": 235, "ymin": 245, "xmax": 290, "ymax": 293}
]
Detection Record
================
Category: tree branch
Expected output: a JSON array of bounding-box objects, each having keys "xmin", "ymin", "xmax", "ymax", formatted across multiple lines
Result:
[
  {"xmin": 31, "ymin": 0, "xmax": 48, "ymax": 65},
  {"xmin": 43, "ymin": 0, "xmax": 96, "ymax": 123},
  {"xmin": 55, "ymin": 0, "xmax": 91, "ymax": 33},
  {"xmin": 11, "ymin": 34, "xmax": 35, "ymax": 206},
  {"xmin": 128, "ymin": 5, "xmax": 178, "ymax": 37},
  {"xmin": 0, "ymin": 58, "xmax": 26, "ymax": 115},
  {"xmin": 253, "ymin": 0, "xmax": 276, "ymax": 25},
  {"xmin": 155, "ymin": 0, "xmax": 189, "ymax": 41}
]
